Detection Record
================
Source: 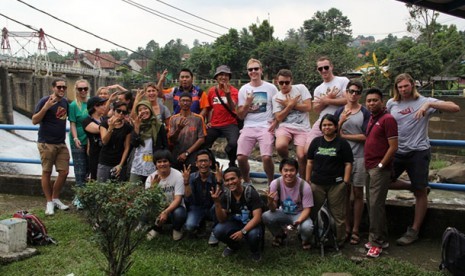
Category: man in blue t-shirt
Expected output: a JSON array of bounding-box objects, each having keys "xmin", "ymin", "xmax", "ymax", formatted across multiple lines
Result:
[{"xmin": 32, "ymin": 78, "xmax": 70, "ymax": 216}]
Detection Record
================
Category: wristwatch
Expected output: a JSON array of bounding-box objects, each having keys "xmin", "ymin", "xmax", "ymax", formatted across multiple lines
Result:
[
  {"xmin": 241, "ymin": 228, "xmax": 248, "ymax": 235},
  {"xmin": 378, "ymin": 163, "xmax": 383, "ymax": 168},
  {"xmin": 185, "ymin": 151, "xmax": 189, "ymax": 157}
]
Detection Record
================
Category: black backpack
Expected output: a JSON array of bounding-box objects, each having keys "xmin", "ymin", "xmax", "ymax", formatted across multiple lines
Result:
[
  {"xmin": 440, "ymin": 227, "xmax": 465, "ymax": 275},
  {"xmin": 314, "ymin": 199, "xmax": 339, "ymax": 257}
]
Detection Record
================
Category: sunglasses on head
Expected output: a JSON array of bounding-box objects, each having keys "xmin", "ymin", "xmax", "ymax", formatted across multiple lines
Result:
[
  {"xmin": 55, "ymin": 85, "xmax": 67, "ymax": 90},
  {"xmin": 317, "ymin": 65, "xmax": 330, "ymax": 72},
  {"xmin": 278, "ymin": 81, "xmax": 291, "ymax": 86},
  {"xmin": 347, "ymin": 89, "xmax": 362, "ymax": 95},
  {"xmin": 77, "ymin": 87, "xmax": 89, "ymax": 92},
  {"xmin": 115, "ymin": 109, "xmax": 129, "ymax": 115},
  {"xmin": 247, "ymin": 67, "xmax": 260, "ymax": 72}
]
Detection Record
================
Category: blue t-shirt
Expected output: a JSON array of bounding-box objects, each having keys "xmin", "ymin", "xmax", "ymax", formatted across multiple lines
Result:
[{"xmin": 34, "ymin": 96, "xmax": 68, "ymax": 144}]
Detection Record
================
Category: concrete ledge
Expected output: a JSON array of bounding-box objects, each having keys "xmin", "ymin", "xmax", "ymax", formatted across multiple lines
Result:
[
  {"xmin": 0, "ymin": 247, "xmax": 38, "ymax": 265},
  {"xmin": 0, "ymin": 174, "xmax": 75, "ymax": 199}
]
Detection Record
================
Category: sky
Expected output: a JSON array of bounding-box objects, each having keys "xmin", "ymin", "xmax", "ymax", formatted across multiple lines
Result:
[{"xmin": 2, "ymin": 0, "xmax": 465, "ymax": 57}]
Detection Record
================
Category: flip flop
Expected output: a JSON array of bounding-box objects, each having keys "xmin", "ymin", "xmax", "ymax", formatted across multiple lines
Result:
[{"xmin": 350, "ymin": 232, "xmax": 360, "ymax": 245}]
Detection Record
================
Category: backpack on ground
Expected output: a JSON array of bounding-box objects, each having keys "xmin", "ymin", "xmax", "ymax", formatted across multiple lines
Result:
[
  {"xmin": 314, "ymin": 199, "xmax": 339, "ymax": 257},
  {"xmin": 13, "ymin": 210, "xmax": 57, "ymax": 246},
  {"xmin": 440, "ymin": 227, "xmax": 465, "ymax": 275}
]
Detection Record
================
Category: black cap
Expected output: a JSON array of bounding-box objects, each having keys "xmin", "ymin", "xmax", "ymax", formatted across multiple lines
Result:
[{"xmin": 87, "ymin": 96, "xmax": 107, "ymax": 114}]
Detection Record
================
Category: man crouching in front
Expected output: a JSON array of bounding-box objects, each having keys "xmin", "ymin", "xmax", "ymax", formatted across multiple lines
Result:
[{"xmin": 211, "ymin": 167, "xmax": 263, "ymax": 262}]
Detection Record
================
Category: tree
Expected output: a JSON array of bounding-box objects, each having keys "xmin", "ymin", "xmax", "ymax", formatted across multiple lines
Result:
[
  {"xmin": 184, "ymin": 43, "xmax": 213, "ymax": 79},
  {"xmin": 107, "ymin": 49, "xmax": 128, "ymax": 61},
  {"xmin": 357, "ymin": 52, "xmax": 391, "ymax": 90},
  {"xmin": 303, "ymin": 8, "xmax": 352, "ymax": 44},
  {"xmin": 406, "ymin": 4, "xmax": 440, "ymax": 47},
  {"xmin": 211, "ymin": 29, "xmax": 244, "ymax": 79},
  {"xmin": 248, "ymin": 19, "xmax": 274, "ymax": 45}
]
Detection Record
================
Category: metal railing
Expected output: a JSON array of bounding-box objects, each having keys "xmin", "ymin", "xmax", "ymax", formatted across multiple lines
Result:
[{"xmin": 1, "ymin": 124, "xmax": 465, "ymax": 191}]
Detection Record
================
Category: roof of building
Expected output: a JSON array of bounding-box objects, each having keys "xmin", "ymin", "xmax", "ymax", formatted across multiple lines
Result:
[{"xmin": 396, "ymin": 0, "xmax": 465, "ymax": 19}]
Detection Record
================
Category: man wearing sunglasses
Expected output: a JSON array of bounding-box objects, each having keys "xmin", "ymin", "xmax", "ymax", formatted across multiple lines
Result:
[
  {"xmin": 272, "ymin": 69, "xmax": 312, "ymax": 179},
  {"xmin": 237, "ymin": 58, "xmax": 278, "ymax": 184},
  {"xmin": 308, "ymin": 56, "xmax": 349, "ymax": 147},
  {"xmin": 32, "ymin": 78, "xmax": 70, "ymax": 215}
]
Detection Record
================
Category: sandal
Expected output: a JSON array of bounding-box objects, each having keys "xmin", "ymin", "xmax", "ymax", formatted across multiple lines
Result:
[
  {"xmin": 302, "ymin": 242, "xmax": 311, "ymax": 250},
  {"xmin": 272, "ymin": 234, "xmax": 286, "ymax": 247},
  {"xmin": 350, "ymin": 232, "xmax": 360, "ymax": 245}
]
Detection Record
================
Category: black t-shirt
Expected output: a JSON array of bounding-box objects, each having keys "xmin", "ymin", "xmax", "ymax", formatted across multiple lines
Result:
[
  {"xmin": 98, "ymin": 121, "xmax": 133, "ymax": 166},
  {"xmin": 82, "ymin": 116, "xmax": 103, "ymax": 157},
  {"xmin": 220, "ymin": 186, "xmax": 261, "ymax": 223},
  {"xmin": 307, "ymin": 136, "xmax": 354, "ymax": 185},
  {"xmin": 34, "ymin": 96, "xmax": 68, "ymax": 144}
]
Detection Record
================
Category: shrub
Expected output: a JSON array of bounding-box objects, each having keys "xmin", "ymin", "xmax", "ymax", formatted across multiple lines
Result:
[{"xmin": 76, "ymin": 181, "xmax": 164, "ymax": 276}]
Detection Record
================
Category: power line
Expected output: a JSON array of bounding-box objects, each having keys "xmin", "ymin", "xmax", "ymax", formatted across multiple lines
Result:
[
  {"xmin": 153, "ymin": 0, "xmax": 229, "ymax": 30},
  {"xmin": 122, "ymin": 0, "xmax": 220, "ymax": 38}
]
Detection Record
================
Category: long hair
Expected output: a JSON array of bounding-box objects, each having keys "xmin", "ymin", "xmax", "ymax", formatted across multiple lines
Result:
[
  {"xmin": 392, "ymin": 73, "xmax": 420, "ymax": 102},
  {"xmin": 74, "ymin": 79, "xmax": 90, "ymax": 110}
]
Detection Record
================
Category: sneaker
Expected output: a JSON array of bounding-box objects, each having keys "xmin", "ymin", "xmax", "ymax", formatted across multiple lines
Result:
[
  {"xmin": 251, "ymin": 252, "xmax": 262, "ymax": 262},
  {"xmin": 53, "ymin": 198, "xmax": 69, "ymax": 210},
  {"xmin": 73, "ymin": 198, "xmax": 84, "ymax": 210},
  {"xmin": 172, "ymin": 229, "xmax": 183, "ymax": 241},
  {"xmin": 364, "ymin": 241, "xmax": 390, "ymax": 250},
  {"xmin": 208, "ymin": 232, "xmax": 219, "ymax": 246},
  {"xmin": 367, "ymin": 246, "xmax": 382, "ymax": 258},
  {"xmin": 146, "ymin": 230, "xmax": 159, "ymax": 241},
  {"xmin": 45, "ymin": 201, "xmax": 54, "ymax": 215},
  {"xmin": 222, "ymin": 247, "xmax": 235, "ymax": 257},
  {"xmin": 396, "ymin": 227, "xmax": 419, "ymax": 246}
]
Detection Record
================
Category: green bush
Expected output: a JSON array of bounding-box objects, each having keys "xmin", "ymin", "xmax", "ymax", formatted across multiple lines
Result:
[{"xmin": 76, "ymin": 181, "xmax": 164, "ymax": 276}]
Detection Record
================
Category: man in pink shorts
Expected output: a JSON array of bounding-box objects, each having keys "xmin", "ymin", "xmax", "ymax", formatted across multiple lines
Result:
[
  {"xmin": 272, "ymin": 69, "xmax": 312, "ymax": 179},
  {"xmin": 236, "ymin": 59, "xmax": 278, "ymax": 184}
]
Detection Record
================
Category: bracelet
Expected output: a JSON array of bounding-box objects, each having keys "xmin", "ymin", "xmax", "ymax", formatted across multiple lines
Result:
[{"xmin": 73, "ymin": 137, "xmax": 79, "ymax": 141}]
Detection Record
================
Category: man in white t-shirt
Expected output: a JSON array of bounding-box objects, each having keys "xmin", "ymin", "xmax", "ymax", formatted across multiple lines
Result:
[
  {"xmin": 237, "ymin": 58, "xmax": 278, "ymax": 184},
  {"xmin": 145, "ymin": 149, "xmax": 186, "ymax": 241},
  {"xmin": 272, "ymin": 69, "xmax": 312, "ymax": 179},
  {"xmin": 308, "ymin": 56, "xmax": 349, "ymax": 147}
]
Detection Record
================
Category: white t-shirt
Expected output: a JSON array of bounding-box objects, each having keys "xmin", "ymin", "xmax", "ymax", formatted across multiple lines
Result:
[
  {"xmin": 145, "ymin": 168, "xmax": 185, "ymax": 207},
  {"xmin": 313, "ymin": 76, "xmax": 349, "ymax": 119},
  {"xmin": 238, "ymin": 81, "xmax": 278, "ymax": 128},
  {"xmin": 272, "ymin": 84, "xmax": 312, "ymax": 130}
]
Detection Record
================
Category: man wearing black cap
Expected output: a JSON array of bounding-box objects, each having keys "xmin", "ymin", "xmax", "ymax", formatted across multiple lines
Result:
[{"xmin": 203, "ymin": 65, "xmax": 240, "ymax": 168}]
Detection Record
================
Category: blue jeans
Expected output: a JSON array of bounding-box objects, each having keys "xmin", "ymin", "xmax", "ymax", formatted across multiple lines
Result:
[
  {"xmin": 213, "ymin": 219, "xmax": 262, "ymax": 253},
  {"xmin": 262, "ymin": 209, "xmax": 314, "ymax": 242},
  {"xmin": 154, "ymin": 206, "xmax": 187, "ymax": 232},
  {"xmin": 185, "ymin": 205, "xmax": 216, "ymax": 232},
  {"xmin": 71, "ymin": 145, "xmax": 87, "ymax": 187}
]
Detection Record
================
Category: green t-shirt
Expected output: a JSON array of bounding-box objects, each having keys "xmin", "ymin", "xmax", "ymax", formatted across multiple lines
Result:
[{"xmin": 68, "ymin": 100, "xmax": 88, "ymax": 146}]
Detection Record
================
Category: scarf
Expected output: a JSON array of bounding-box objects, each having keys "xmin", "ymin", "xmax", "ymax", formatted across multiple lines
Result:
[{"xmin": 136, "ymin": 101, "xmax": 161, "ymax": 145}]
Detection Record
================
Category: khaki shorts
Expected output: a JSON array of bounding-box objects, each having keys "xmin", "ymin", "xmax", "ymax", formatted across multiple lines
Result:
[{"xmin": 37, "ymin": 143, "xmax": 70, "ymax": 172}]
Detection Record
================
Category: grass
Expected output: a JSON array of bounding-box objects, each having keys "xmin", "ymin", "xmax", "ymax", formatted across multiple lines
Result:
[
  {"xmin": 1, "ymin": 208, "xmax": 442, "ymax": 276},
  {"xmin": 430, "ymin": 160, "xmax": 450, "ymax": 170}
]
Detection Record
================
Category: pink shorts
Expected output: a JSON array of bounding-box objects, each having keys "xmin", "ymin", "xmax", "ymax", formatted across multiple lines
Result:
[
  {"xmin": 237, "ymin": 127, "xmax": 275, "ymax": 157},
  {"xmin": 306, "ymin": 119, "xmax": 323, "ymax": 146},
  {"xmin": 275, "ymin": 126, "xmax": 310, "ymax": 147}
]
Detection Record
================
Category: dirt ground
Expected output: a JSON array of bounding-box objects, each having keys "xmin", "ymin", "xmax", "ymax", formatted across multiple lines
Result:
[{"xmin": 0, "ymin": 193, "xmax": 443, "ymax": 273}]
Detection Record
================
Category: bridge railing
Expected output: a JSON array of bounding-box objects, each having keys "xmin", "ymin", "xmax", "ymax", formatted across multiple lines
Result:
[{"xmin": 1, "ymin": 124, "xmax": 465, "ymax": 191}]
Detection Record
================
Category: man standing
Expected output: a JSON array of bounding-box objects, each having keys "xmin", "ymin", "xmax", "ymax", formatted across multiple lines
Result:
[
  {"xmin": 387, "ymin": 73, "xmax": 460, "ymax": 246},
  {"xmin": 169, "ymin": 92, "xmax": 206, "ymax": 171},
  {"xmin": 334, "ymin": 80, "xmax": 370, "ymax": 245},
  {"xmin": 308, "ymin": 56, "xmax": 349, "ymax": 145},
  {"xmin": 203, "ymin": 65, "xmax": 240, "ymax": 168},
  {"xmin": 159, "ymin": 68, "xmax": 207, "ymax": 117},
  {"xmin": 364, "ymin": 88, "xmax": 398, "ymax": 258},
  {"xmin": 273, "ymin": 69, "xmax": 312, "ymax": 179},
  {"xmin": 32, "ymin": 78, "xmax": 70, "ymax": 215},
  {"xmin": 211, "ymin": 167, "xmax": 263, "ymax": 261},
  {"xmin": 183, "ymin": 150, "xmax": 221, "ymax": 245},
  {"xmin": 237, "ymin": 58, "xmax": 278, "ymax": 184}
]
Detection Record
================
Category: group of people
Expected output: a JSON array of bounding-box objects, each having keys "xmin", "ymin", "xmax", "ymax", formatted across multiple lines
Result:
[{"xmin": 32, "ymin": 55, "xmax": 459, "ymax": 261}]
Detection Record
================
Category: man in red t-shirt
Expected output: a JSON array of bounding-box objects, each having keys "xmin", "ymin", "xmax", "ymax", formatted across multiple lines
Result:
[{"xmin": 203, "ymin": 65, "xmax": 240, "ymax": 168}]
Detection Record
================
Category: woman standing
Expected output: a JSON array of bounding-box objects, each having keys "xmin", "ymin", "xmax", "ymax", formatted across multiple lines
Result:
[
  {"xmin": 69, "ymin": 79, "xmax": 90, "ymax": 189},
  {"xmin": 97, "ymin": 102, "xmax": 133, "ymax": 182},
  {"xmin": 306, "ymin": 114, "xmax": 353, "ymax": 246},
  {"xmin": 133, "ymin": 82, "xmax": 171, "ymax": 126},
  {"xmin": 129, "ymin": 100, "xmax": 168, "ymax": 184}
]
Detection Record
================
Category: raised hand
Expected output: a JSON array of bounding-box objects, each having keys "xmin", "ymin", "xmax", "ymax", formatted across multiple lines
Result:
[
  {"xmin": 214, "ymin": 163, "xmax": 224, "ymax": 184},
  {"xmin": 182, "ymin": 164, "xmax": 191, "ymax": 183}
]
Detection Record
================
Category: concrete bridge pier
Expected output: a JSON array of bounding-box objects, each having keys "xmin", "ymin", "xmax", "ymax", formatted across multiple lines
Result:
[{"xmin": 0, "ymin": 67, "xmax": 13, "ymax": 124}]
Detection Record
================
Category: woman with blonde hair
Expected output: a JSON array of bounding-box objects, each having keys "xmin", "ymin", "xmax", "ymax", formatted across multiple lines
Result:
[{"xmin": 69, "ymin": 79, "xmax": 90, "ymax": 196}]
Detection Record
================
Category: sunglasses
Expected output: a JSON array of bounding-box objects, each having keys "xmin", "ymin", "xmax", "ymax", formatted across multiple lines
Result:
[
  {"xmin": 55, "ymin": 85, "xmax": 67, "ymax": 90},
  {"xmin": 77, "ymin": 87, "xmax": 89, "ymax": 92},
  {"xmin": 247, "ymin": 67, "xmax": 260, "ymax": 72},
  {"xmin": 347, "ymin": 89, "xmax": 362, "ymax": 95},
  {"xmin": 115, "ymin": 109, "xmax": 129, "ymax": 115},
  {"xmin": 278, "ymin": 81, "xmax": 291, "ymax": 86},
  {"xmin": 317, "ymin": 65, "xmax": 330, "ymax": 72}
]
